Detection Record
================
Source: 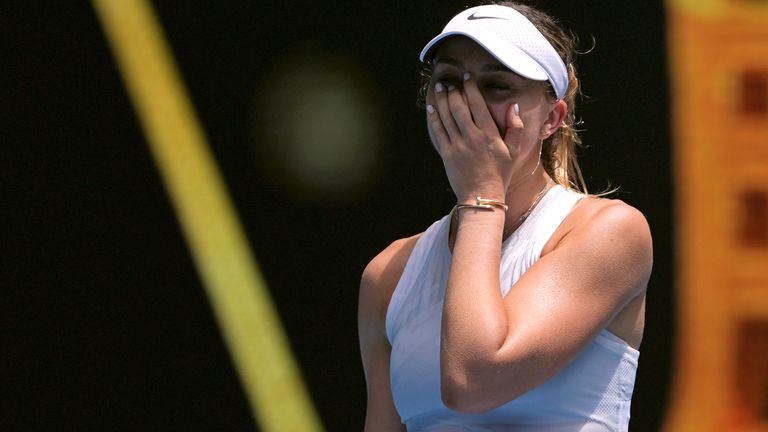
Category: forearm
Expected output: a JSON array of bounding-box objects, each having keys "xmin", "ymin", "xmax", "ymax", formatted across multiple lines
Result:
[{"xmin": 441, "ymin": 208, "xmax": 510, "ymax": 378}]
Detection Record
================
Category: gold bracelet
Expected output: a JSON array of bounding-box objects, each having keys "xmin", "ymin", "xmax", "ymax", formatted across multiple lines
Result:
[{"xmin": 455, "ymin": 196, "xmax": 508, "ymax": 212}]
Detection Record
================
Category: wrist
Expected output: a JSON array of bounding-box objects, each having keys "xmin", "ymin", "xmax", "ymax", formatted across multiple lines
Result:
[
  {"xmin": 455, "ymin": 196, "xmax": 509, "ymax": 212},
  {"xmin": 455, "ymin": 181, "xmax": 507, "ymax": 204},
  {"xmin": 456, "ymin": 189, "xmax": 506, "ymax": 205},
  {"xmin": 452, "ymin": 203, "xmax": 506, "ymax": 235}
]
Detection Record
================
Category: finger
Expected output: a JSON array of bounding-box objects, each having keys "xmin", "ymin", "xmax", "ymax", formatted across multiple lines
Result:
[
  {"xmin": 445, "ymin": 83, "xmax": 476, "ymax": 138},
  {"xmin": 506, "ymin": 102, "xmax": 525, "ymax": 131},
  {"xmin": 503, "ymin": 102, "xmax": 525, "ymax": 158},
  {"xmin": 426, "ymin": 104, "xmax": 448, "ymax": 155},
  {"xmin": 434, "ymin": 82, "xmax": 461, "ymax": 142},
  {"xmin": 462, "ymin": 72, "xmax": 496, "ymax": 133}
]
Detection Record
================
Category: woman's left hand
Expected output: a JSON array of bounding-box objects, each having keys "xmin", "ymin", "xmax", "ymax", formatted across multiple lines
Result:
[{"xmin": 426, "ymin": 73, "xmax": 524, "ymax": 203}]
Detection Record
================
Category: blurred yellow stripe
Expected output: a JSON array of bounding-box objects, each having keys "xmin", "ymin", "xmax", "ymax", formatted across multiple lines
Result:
[{"xmin": 90, "ymin": 1, "xmax": 323, "ymax": 430}]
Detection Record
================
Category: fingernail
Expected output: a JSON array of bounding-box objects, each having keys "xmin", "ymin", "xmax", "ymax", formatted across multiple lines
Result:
[
  {"xmin": 463, "ymin": 72, "xmax": 471, "ymax": 81},
  {"xmin": 513, "ymin": 103, "xmax": 520, "ymax": 116},
  {"xmin": 448, "ymin": 84, "xmax": 456, "ymax": 91},
  {"xmin": 427, "ymin": 104, "xmax": 435, "ymax": 114},
  {"xmin": 435, "ymin": 82, "xmax": 444, "ymax": 93}
]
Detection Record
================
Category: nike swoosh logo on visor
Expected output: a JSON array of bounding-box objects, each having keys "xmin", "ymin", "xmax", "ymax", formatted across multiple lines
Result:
[{"xmin": 467, "ymin": 12, "xmax": 507, "ymax": 21}]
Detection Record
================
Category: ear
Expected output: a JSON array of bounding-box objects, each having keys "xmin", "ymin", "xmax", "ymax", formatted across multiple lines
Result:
[{"xmin": 541, "ymin": 100, "xmax": 568, "ymax": 139}]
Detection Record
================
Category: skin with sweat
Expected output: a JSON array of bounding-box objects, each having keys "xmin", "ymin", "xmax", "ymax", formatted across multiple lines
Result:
[{"xmin": 358, "ymin": 37, "xmax": 652, "ymax": 431}]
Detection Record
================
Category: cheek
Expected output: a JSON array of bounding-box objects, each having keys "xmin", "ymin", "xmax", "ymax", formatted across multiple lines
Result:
[{"xmin": 488, "ymin": 104, "xmax": 509, "ymax": 134}]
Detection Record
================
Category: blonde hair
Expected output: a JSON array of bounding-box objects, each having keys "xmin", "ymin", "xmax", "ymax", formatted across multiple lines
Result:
[
  {"xmin": 493, "ymin": 1, "xmax": 588, "ymax": 193},
  {"xmin": 418, "ymin": 1, "xmax": 591, "ymax": 193}
]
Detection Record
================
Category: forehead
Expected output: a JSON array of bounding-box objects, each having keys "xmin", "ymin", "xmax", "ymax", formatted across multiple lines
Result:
[{"xmin": 433, "ymin": 36, "xmax": 506, "ymax": 70}]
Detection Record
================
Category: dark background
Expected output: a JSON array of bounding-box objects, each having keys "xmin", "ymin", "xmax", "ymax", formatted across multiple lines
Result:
[{"xmin": 3, "ymin": 1, "xmax": 674, "ymax": 431}]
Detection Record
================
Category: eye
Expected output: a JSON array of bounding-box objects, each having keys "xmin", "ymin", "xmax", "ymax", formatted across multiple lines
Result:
[
  {"xmin": 482, "ymin": 80, "xmax": 511, "ymax": 92},
  {"xmin": 433, "ymin": 74, "xmax": 463, "ymax": 88}
]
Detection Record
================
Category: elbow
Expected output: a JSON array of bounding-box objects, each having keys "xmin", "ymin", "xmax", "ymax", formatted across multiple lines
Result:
[
  {"xmin": 440, "ymin": 354, "xmax": 485, "ymax": 412},
  {"xmin": 440, "ymin": 368, "xmax": 517, "ymax": 413},
  {"xmin": 441, "ymin": 381, "xmax": 489, "ymax": 413},
  {"xmin": 440, "ymin": 356, "xmax": 533, "ymax": 413}
]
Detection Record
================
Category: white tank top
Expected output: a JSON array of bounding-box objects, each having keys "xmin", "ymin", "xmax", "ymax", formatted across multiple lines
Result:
[{"xmin": 386, "ymin": 185, "xmax": 639, "ymax": 431}]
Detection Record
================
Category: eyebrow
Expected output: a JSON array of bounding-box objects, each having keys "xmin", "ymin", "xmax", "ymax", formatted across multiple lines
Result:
[{"xmin": 434, "ymin": 56, "xmax": 513, "ymax": 74}]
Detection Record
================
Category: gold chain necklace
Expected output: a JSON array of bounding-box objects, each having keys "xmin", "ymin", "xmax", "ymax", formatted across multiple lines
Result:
[{"xmin": 503, "ymin": 179, "xmax": 553, "ymax": 238}]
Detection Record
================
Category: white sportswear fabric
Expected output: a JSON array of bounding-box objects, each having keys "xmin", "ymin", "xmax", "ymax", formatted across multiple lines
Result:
[{"xmin": 386, "ymin": 185, "xmax": 639, "ymax": 431}]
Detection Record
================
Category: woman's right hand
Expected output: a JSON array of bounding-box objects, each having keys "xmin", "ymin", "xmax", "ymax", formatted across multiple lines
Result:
[{"xmin": 426, "ymin": 72, "xmax": 524, "ymax": 204}]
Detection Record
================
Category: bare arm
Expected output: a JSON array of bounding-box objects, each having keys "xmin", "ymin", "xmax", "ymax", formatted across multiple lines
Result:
[
  {"xmin": 440, "ymin": 200, "xmax": 652, "ymax": 412},
  {"xmin": 426, "ymin": 72, "xmax": 653, "ymax": 412},
  {"xmin": 358, "ymin": 237, "xmax": 419, "ymax": 431}
]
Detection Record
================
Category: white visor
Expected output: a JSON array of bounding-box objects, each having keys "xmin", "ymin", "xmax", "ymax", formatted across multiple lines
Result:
[{"xmin": 419, "ymin": 5, "xmax": 568, "ymax": 100}]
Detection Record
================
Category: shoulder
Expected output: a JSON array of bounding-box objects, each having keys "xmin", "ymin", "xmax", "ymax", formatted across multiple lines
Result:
[
  {"xmin": 574, "ymin": 193, "xmax": 648, "ymax": 223},
  {"xmin": 582, "ymin": 197, "xmax": 652, "ymax": 265},
  {"xmin": 549, "ymin": 196, "xmax": 653, "ymax": 286},
  {"xmin": 553, "ymin": 195, "xmax": 651, "ymax": 245},
  {"xmin": 361, "ymin": 234, "xmax": 422, "ymax": 296},
  {"xmin": 576, "ymin": 196, "xmax": 652, "ymax": 246},
  {"xmin": 359, "ymin": 234, "xmax": 422, "ymax": 330}
]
